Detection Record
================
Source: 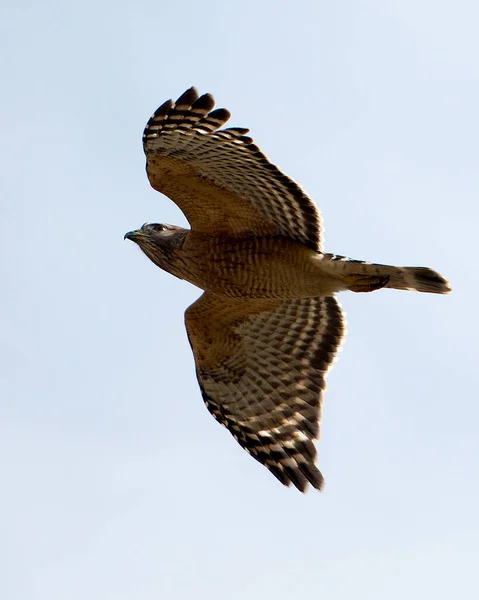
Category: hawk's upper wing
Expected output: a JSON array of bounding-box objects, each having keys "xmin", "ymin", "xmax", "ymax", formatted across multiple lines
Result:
[
  {"xmin": 143, "ymin": 88, "xmax": 323, "ymax": 251},
  {"xmin": 185, "ymin": 292, "xmax": 345, "ymax": 492}
]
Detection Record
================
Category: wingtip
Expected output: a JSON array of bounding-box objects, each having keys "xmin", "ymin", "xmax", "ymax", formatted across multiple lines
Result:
[
  {"xmin": 175, "ymin": 86, "xmax": 200, "ymax": 107},
  {"xmin": 193, "ymin": 92, "xmax": 216, "ymax": 112}
]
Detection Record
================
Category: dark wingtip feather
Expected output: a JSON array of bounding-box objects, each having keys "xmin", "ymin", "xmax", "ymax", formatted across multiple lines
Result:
[
  {"xmin": 143, "ymin": 89, "xmax": 231, "ymax": 141},
  {"xmin": 207, "ymin": 108, "xmax": 231, "ymax": 122},
  {"xmin": 301, "ymin": 464, "xmax": 325, "ymax": 492},
  {"xmin": 192, "ymin": 93, "xmax": 216, "ymax": 112},
  {"xmin": 152, "ymin": 98, "xmax": 174, "ymax": 119},
  {"xmin": 224, "ymin": 126, "xmax": 250, "ymax": 135},
  {"xmin": 270, "ymin": 462, "xmax": 324, "ymax": 493},
  {"xmin": 175, "ymin": 87, "xmax": 199, "ymax": 107}
]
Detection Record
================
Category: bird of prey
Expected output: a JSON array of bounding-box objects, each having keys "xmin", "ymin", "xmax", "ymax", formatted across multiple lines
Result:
[{"xmin": 125, "ymin": 87, "xmax": 450, "ymax": 492}]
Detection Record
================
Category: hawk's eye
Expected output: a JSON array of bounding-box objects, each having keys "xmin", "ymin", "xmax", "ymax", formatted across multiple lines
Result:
[{"xmin": 149, "ymin": 223, "xmax": 165, "ymax": 232}]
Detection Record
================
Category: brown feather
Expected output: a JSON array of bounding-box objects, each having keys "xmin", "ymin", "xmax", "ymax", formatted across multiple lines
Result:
[{"xmin": 143, "ymin": 88, "xmax": 323, "ymax": 250}]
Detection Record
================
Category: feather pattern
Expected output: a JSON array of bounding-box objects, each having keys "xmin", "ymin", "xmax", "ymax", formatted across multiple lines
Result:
[
  {"xmin": 143, "ymin": 87, "xmax": 323, "ymax": 250},
  {"xmin": 186, "ymin": 293, "xmax": 346, "ymax": 491}
]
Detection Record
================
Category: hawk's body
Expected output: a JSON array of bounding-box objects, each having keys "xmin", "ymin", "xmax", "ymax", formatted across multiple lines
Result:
[
  {"xmin": 125, "ymin": 88, "xmax": 451, "ymax": 492},
  {"xmin": 142, "ymin": 230, "xmax": 356, "ymax": 299}
]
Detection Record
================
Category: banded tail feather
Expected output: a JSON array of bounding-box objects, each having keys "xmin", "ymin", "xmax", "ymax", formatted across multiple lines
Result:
[
  {"xmin": 383, "ymin": 266, "xmax": 451, "ymax": 294},
  {"xmin": 322, "ymin": 254, "xmax": 451, "ymax": 294}
]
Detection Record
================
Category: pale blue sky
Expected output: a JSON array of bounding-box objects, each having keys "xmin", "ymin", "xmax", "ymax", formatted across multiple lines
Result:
[{"xmin": 1, "ymin": 1, "xmax": 478, "ymax": 598}]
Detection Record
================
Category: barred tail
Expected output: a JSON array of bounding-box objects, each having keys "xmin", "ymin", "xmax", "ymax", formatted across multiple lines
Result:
[
  {"xmin": 383, "ymin": 266, "xmax": 451, "ymax": 294},
  {"xmin": 322, "ymin": 254, "xmax": 451, "ymax": 294}
]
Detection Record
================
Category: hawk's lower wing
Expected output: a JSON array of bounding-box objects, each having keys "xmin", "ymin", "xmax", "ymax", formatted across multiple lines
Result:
[{"xmin": 185, "ymin": 293, "xmax": 346, "ymax": 492}]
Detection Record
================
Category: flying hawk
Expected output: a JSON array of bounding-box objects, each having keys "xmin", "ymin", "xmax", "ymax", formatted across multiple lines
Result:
[{"xmin": 125, "ymin": 87, "xmax": 450, "ymax": 492}]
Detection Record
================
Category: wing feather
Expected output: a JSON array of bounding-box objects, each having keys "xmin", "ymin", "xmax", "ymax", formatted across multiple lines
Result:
[
  {"xmin": 144, "ymin": 88, "xmax": 323, "ymax": 250},
  {"xmin": 185, "ymin": 293, "xmax": 346, "ymax": 492}
]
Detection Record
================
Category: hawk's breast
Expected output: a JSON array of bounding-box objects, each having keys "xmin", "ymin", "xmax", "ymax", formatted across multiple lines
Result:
[{"xmin": 169, "ymin": 233, "xmax": 339, "ymax": 299}]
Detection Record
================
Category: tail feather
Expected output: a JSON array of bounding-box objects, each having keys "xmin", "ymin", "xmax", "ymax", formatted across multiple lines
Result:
[
  {"xmin": 384, "ymin": 266, "xmax": 451, "ymax": 294},
  {"xmin": 322, "ymin": 254, "xmax": 451, "ymax": 295}
]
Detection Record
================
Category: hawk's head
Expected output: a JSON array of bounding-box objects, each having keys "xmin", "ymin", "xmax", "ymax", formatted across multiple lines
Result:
[{"xmin": 124, "ymin": 223, "xmax": 188, "ymax": 271}]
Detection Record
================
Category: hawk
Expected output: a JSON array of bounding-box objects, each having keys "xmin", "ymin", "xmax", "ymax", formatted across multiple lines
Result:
[{"xmin": 125, "ymin": 87, "xmax": 450, "ymax": 492}]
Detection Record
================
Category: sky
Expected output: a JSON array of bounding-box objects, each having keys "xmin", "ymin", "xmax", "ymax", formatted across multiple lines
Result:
[{"xmin": 1, "ymin": 0, "xmax": 478, "ymax": 598}]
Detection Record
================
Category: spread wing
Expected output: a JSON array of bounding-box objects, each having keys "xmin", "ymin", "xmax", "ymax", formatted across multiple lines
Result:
[
  {"xmin": 185, "ymin": 293, "xmax": 345, "ymax": 492},
  {"xmin": 143, "ymin": 87, "xmax": 323, "ymax": 251}
]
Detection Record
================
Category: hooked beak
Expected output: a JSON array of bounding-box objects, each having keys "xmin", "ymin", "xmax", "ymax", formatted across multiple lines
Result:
[{"xmin": 124, "ymin": 230, "xmax": 144, "ymax": 242}]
